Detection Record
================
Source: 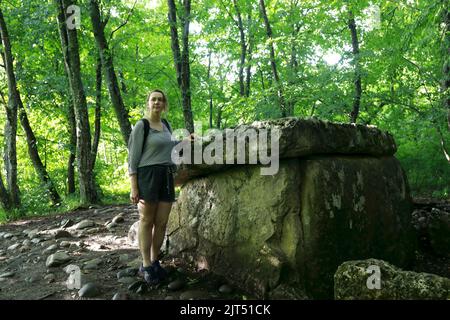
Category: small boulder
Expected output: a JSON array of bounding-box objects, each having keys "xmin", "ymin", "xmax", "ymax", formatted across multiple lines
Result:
[
  {"xmin": 60, "ymin": 219, "xmax": 74, "ymax": 229},
  {"xmin": 218, "ymin": 284, "xmax": 233, "ymax": 294},
  {"xmin": 127, "ymin": 221, "xmax": 139, "ymax": 247},
  {"xmin": 43, "ymin": 244, "xmax": 59, "ymax": 255},
  {"xmin": 112, "ymin": 215, "xmax": 125, "ymax": 224},
  {"xmin": 112, "ymin": 292, "xmax": 129, "ymax": 300},
  {"xmin": 168, "ymin": 279, "xmax": 185, "ymax": 291},
  {"xmin": 54, "ymin": 230, "xmax": 73, "ymax": 239},
  {"xmin": 46, "ymin": 252, "xmax": 71, "ymax": 268},
  {"xmin": 334, "ymin": 258, "xmax": 450, "ymax": 300},
  {"xmin": 78, "ymin": 283, "xmax": 101, "ymax": 298},
  {"xmin": 72, "ymin": 220, "xmax": 96, "ymax": 230}
]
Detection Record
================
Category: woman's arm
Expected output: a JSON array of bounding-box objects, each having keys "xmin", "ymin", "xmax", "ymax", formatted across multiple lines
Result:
[
  {"xmin": 129, "ymin": 174, "xmax": 139, "ymax": 204},
  {"xmin": 128, "ymin": 121, "xmax": 145, "ymax": 204},
  {"xmin": 128, "ymin": 120, "xmax": 145, "ymax": 175}
]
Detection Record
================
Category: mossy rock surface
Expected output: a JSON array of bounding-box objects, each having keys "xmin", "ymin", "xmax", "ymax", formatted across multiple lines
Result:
[{"xmin": 334, "ymin": 259, "xmax": 450, "ymax": 300}]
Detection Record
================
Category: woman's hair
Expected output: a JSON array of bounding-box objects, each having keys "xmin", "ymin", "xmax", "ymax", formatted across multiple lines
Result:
[{"xmin": 145, "ymin": 89, "xmax": 169, "ymax": 114}]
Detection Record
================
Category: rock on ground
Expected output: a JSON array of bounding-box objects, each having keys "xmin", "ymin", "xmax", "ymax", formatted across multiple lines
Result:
[{"xmin": 334, "ymin": 258, "xmax": 450, "ymax": 300}]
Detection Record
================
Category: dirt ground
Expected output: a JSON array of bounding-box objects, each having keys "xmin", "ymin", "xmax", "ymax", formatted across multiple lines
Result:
[
  {"xmin": 0, "ymin": 199, "xmax": 448, "ymax": 300},
  {"xmin": 0, "ymin": 204, "xmax": 253, "ymax": 300}
]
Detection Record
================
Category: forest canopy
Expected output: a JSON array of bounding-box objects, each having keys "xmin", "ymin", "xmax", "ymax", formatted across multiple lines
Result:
[{"xmin": 0, "ymin": 0, "xmax": 448, "ymax": 220}]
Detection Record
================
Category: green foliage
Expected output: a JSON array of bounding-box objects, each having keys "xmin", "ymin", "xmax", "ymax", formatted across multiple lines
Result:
[{"xmin": 0, "ymin": 0, "xmax": 448, "ymax": 221}]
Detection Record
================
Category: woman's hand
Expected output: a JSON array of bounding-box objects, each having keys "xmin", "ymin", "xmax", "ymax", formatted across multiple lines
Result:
[{"xmin": 130, "ymin": 186, "xmax": 139, "ymax": 204}]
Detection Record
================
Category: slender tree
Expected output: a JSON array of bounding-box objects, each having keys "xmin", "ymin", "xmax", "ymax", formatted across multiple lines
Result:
[
  {"xmin": 207, "ymin": 49, "xmax": 213, "ymax": 128},
  {"xmin": 438, "ymin": 0, "xmax": 450, "ymax": 162},
  {"xmin": 0, "ymin": 171, "xmax": 11, "ymax": 210},
  {"xmin": 348, "ymin": 10, "xmax": 362, "ymax": 124},
  {"xmin": 168, "ymin": 0, "xmax": 182, "ymax": 88},
  {"xmin": 66, "ymin": 102, "xmax": 76, "ymax": 195},
  {"xmin": 1, "ymin": 7, "xmax": 62, "ymax": 206},
  {"xmin": 245, "ymin": 11, "xmax": 253, "ymax": 98},
  {"xmin": 18, "ymin": 106, "xmax": 62, "ymax": 204},
  {"xmin": 286, "ymin": 0, "xmax": 304, "ymax": 114},
  {"xmin": 55, "ymin": 0, "xmax": 98, "ymax": 204},
  {"xmin": 168, "ymin": 0, "xmax": 194, "ymax": 133},
  {"xmin": 442, "ymin": 0, "xmax": 450, "ymax": 131},
  {"xmin": 259, "ymin": 0, "xmax": 288, "ymax": 117},
  {"xmin": 92, "ymin": 54, "xmax": 102, "ymax": 171},
  {"xmin": 0, "ymin": 91, "xmax": 12, "ymax": 210},
  {"xmin": 233, "ymin": 0, "xmax": 246, "ymax": 97},
  {"xmin": 0, "ymin": 6, "xmax": 20, "ymax": 210},
  {"xmin": 89, "ymin": 0, "xmax": 131, "ymax": 145}
]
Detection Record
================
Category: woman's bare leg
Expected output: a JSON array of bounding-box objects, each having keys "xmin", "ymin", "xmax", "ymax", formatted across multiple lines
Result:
[
  {"xmin": 138, "ymin": 200, "xmax": 158, "ymax": 267},
  {"xmin": 151, "ymin": 201, "xmax": 173, "ymax": 262}
]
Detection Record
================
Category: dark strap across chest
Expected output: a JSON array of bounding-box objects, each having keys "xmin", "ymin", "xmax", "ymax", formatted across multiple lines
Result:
[{"xmin": 141, "ymin": 118, "xmax": 172, "ymax": 153}]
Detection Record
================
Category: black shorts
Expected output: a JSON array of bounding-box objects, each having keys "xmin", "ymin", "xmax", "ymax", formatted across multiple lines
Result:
[{"xmin": 137, "ymin": 165, "xmax": 176, "ymax": 203}]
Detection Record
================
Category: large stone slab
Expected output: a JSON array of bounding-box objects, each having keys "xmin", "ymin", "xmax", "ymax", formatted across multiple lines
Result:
[
  {"xmin": 296, "ymin": 156, "xmax": 415, "ymax": 298},
  {"xmin": 168, "ymin": 159, "xmax": 302, "ymax": 297},
  {"xmin": 174, "ymin": 118, "xmax": 397, "ymax": 185},
  {"xmin": 167, "ymin": 155, "xmax": 415, "ymax": 299}
]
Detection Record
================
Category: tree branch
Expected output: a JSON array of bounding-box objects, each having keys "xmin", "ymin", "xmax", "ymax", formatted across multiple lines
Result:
[
  {"xmin": 218, "ymin": 0, "xmax": 239, "ymax": 28},
  {"xmin": 402, "ymin": 56, "xmax": 441, "ymax": 86},
  {"xmin": 436, "ymin": 125, "xmax": 450, "ymax": 163},
  {"xmin": 108, "ymin": 0, "xmax": 137, "ymax": 42}
]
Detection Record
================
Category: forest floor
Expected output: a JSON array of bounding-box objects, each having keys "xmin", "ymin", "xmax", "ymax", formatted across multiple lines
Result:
[
  {"xmin": 0, "ymin": 204, "xmax": 254, "ymax": 300},
  {"xmin": 0, "ymin": 199, "xmax": 448, "ymax": 300}
]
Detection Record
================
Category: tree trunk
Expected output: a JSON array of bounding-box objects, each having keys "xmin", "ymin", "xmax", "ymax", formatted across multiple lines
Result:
[
  {"xmin": 55, "ymin": 0, "xmax": 98, "ymax": 204},
  {"xmin": 89, "ymin": 0, "xmax": 131, "ymax": 146},
  {"xmin": 287, "ymin": 40, "xmax": 298, "ymax": 115},
  {"xmin": 233, "ymin": 0, "xmax": 246, "ymax": 97},
  {"xmin": 216, "ymin": 104, "xmax": 223, "ymax": 129},
  {"xmin": 55, "ymin": 6, "xmax": 76, "ymax": 196},
  {"xmin": 436, "ymin": 126, "xmax": 450, "ymax": 163},
  {"xmin": 91, "ymin": 54, "xmax": 102, "ymax": 171},
  {"xmin": 0, "ymin": 171, "xmax": 11, "ymax": 210},
  {"xmin": 181, "ymin": 0, "xmax": 194, "ymax": 133},
  {"xmin": 259, "ymin": 66, "xmax": 266, "ymax": 91},
  {"xmin": 0, "ymin": 86, "xmax": 10, "ymax": 209},
  {"xmin": 167, "ymin": 0, "xmax": 194, "ymax": 133},
  {"xmin": 18, "ymin": 106, "xmax": 62, "ymax": 205},
  {"xmin": 0, "ymin": 173, "xmax": 11, "ymax": 211},
  {"xmin": 245, "ymin": 11, "xmax": 253, "ymax": 98},
  {"xmin": 1, "ymin": 8, "xmax": 61, "ymax": 206},
  {"xmin": 66, "ymin": 97, "xmax": 76, "ymax": 195},
  {"xmin": 168, "ymin": 0, "xmax": 182, "ymax": 88},
  {"xmin": 442, "ymin": 1, "xmax": 450, "ymax": 131},
  {"xmin": 207, "ymin": 49, "xmax": 213, "ymax": 128},
  {"xmin": 119, "ymin": 70, "xmax": 127, "ymax": 94},
  {"xmin": 259, "ymin": 0, "xmax": 288, "ymax": 117},
  {"xmin": 286, "ymin": 0, "xmax": 301, "ymax": 116},
  {"xmin": 348, "ymin": 10, "xmax": 362, "ymax": 124},
  {"xmin": 0, "ymin": 7, "xmax": 20, "ymax": 209}
]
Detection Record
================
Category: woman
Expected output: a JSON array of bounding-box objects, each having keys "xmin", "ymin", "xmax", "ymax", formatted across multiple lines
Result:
[{"xmin": 127, "ymin": 89, "xmax": 191, "ymax": 285}]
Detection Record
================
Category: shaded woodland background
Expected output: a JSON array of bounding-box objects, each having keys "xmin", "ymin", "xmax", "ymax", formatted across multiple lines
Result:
[{"xmin": 0, "ymin": 0, "xmax": 449, "ymax": 221}]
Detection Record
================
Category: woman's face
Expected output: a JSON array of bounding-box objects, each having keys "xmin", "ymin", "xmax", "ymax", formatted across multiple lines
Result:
[{"xmin": 147, "ymin": 92, "xmax": 165, "ymax": 115}]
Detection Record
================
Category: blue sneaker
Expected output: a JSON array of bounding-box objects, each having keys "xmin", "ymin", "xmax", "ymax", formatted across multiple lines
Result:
[
  {"xmin": 139, "ymin": 264, "xmax": 159, "ymax": 285},
  {"xmin": 152, "ymin": 260, "xmax": 167, "ymax": 281}
]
